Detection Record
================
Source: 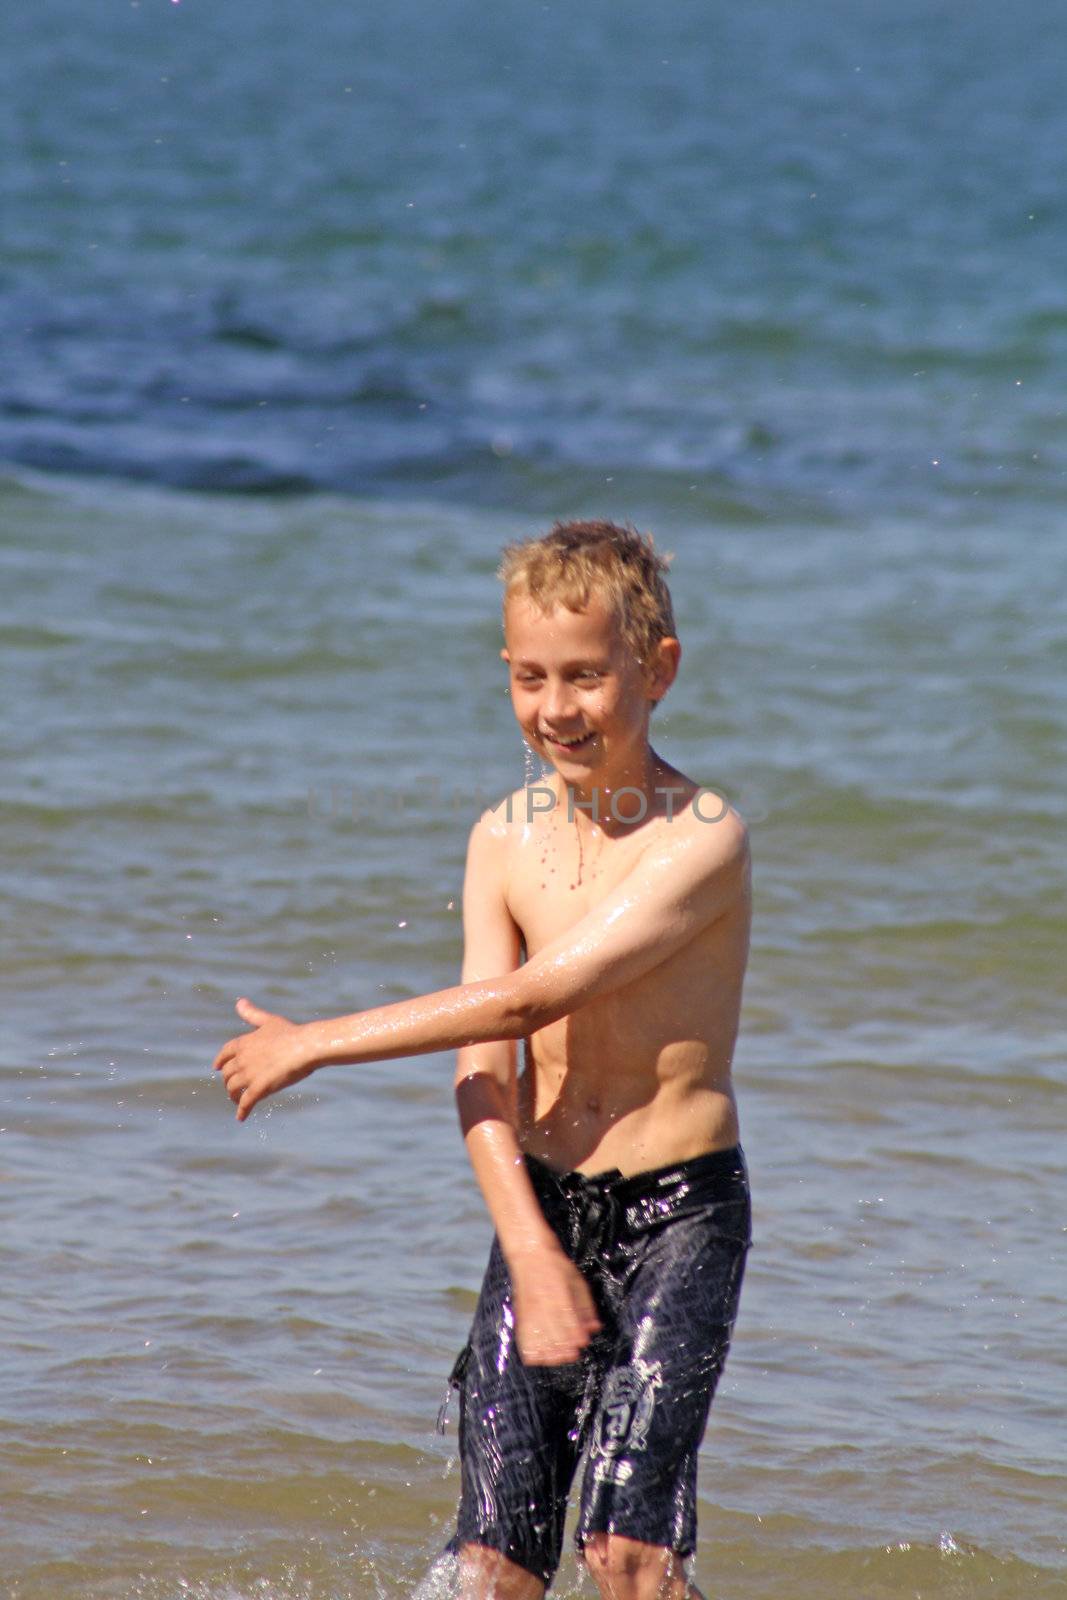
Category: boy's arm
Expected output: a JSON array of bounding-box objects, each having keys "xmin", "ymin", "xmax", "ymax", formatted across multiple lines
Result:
[
  {"xmin": 214, "ymin": 797, "xmax": 747, "ymax": 1116},
  {"xmin": 454, "ymin": 813, "xmax": 601, "ymax": 1365}
]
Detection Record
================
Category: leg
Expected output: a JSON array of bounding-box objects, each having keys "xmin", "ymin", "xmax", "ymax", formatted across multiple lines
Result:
[
  {"xmin": 575, "ymin": 1158, "xmax": 750, "ymax": 1583},
  {"xmin": 447, "ymin": 1238, "xmax": 586, "ymax": 1589},
  {"xmin": 457, "ymin": 1542, "xmax": 547, "ymax": 1600},
  {"xmin": 583, "ymin": 1534, "xmax": 706, "ymax": 1600}
]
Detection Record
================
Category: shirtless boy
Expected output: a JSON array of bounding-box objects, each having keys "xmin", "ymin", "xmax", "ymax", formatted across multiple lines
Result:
[{"xmin": 214, "ymin": 520, "xmax": 752, "ymax": 1600}]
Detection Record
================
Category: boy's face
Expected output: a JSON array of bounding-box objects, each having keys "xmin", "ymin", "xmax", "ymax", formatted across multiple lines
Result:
[{"xmin": 502, "ymin": 593, "xmax": 677, "ymax": 785}]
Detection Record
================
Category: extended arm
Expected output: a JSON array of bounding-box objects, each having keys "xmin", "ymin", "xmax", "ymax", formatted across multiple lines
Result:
[{"xmin": 214, "ymin": 800, "xmax": 748, "ymax": 1118}]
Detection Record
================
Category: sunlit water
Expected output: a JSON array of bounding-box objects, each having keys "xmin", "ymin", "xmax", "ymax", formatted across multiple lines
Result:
[
  {"xmin": 2, "ymin": 0, "xmax": 1066, "ymax": 1595},
  {"xmin": 2, "ymin": 473, "xmax": 1063, "ymax": 1599}
]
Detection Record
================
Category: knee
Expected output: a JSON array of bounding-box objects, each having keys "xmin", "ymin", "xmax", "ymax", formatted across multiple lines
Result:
[
  {"xmin": 455, "ymin": 1542, "xmax": 545, "ymax": 1600},
  {"xmin": 583, "ymin": 1534, "xmax": 690, "ymax": 1599}
]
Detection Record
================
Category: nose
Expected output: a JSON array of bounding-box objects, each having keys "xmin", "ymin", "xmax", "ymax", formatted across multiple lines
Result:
[{"xmin": 542, "ymin": 676, "xmax": 578, "ymax": 724}]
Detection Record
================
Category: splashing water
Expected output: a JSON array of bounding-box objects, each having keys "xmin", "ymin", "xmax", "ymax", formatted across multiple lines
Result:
[
  {"xmin": 411, "ymin": 1552, "xmax": 589, "ymax": 1599},
  {"xmin": 522, "ymin": 740, "xmax": 538, "ymax": 788},
  {"xmin": 409, "ymin": 1554, "xmax": 459, "ymax": 1600},
  {"xmin": 521, "ymin": 739, "xmax": 553, "ymax": 789}
]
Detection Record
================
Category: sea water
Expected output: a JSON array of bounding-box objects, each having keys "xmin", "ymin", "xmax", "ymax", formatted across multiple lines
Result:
[{"xmin": 2, "ymin": 2, "xmax": 1065, "ymax": 1596}]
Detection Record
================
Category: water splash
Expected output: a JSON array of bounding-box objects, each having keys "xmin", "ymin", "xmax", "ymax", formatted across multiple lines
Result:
[
  {"xmin": 410, "ymin": 1554, "xmax": 459, "ymax": 1600},
  {"xmin": 411, "ymin": 1551, "xmax": 589, "ymax": 1598},
  {"xmin": 521, "ymin": 739, "xmax": 552, "ymax": 788},
  {"xmin": 521, "ymin": 740, "xmax": 538, "ymax": 787}
]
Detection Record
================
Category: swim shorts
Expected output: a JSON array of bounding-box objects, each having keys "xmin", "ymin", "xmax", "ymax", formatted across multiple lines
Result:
[{"xmin": 442, "ymin": 1145, "xmax": 751, "ymax": 1587}]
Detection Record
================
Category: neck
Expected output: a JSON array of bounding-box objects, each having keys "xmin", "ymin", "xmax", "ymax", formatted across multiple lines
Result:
[{"xmin": 562, "ymin": 745, "xmax": 663, "ymax": 834}]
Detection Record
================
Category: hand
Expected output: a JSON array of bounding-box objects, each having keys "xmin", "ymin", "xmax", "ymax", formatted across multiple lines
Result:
[
  {"xmin": 213, "ymin": 998, "xmax": 316, "ymax": 1122},
  {"xmin": 509, "ymin": 1243, "xmax": 602, "ymax": 1366}
]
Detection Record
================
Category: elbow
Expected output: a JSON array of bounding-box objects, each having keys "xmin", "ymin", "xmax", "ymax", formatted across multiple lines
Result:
[
  {"xmin": 502, "ymin": 964, "xmax": 570, "ymax": 1037},
  {"xmin": 503, "ymin": 971, "xmax": 537, "ymax": 1036},
  {"xmin": 454, "ymin": 1047, "xmax": 518, "ymax": 1133}
]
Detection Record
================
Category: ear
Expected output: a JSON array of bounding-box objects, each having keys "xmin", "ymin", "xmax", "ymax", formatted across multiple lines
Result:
[{"xmin": 647, "ymin": 636, "xmax": 681, "ymax": 704}]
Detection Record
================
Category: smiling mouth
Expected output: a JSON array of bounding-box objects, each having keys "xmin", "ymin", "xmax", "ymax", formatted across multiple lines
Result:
[{"xmin": 541, "ymin": 730, "xmax": 596, "ymax": 754}]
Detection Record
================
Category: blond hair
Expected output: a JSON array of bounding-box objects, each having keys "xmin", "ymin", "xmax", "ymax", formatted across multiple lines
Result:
[{"xmin": 498, "ymin": 520, "xmax": 676, "ymax": 662}]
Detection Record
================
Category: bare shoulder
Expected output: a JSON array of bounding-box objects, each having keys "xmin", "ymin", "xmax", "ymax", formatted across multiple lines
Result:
[
  {"xmin": 468, "ymin": 785, "xmax": 532, "ymax": 846},
  {"xmin": 464, "ymin": 786, "xmax": 534, "ymax": 883},
  {"xmin": 646, "ymin": 790, "xmax": 750, "ymax": 908},
  {"xmin": 692, "ymin": 792, "xmax": 749, "ymax": 861},
  {"xmin": 655, "ymin": 783, "xmax": 748, "ymax": 855}
]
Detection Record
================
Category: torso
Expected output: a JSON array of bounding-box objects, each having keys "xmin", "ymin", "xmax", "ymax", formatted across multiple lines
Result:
[{"xmin": 502, "ymin": 773, "xmax": 750, "ymax": 1177}]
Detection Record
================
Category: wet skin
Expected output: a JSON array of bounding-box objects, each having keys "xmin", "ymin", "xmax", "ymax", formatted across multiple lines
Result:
[
  {"xmin": 214, "ymin": 595, "xmax": 750, "ymax": 1366},
  {"xmin": 470, "ymin": 588, "xmax": 748, "ymax": 1177},
  {"xmin": 454, "ymin": 595, "xmax": 749, "ymax": 1371},
  {"xmin": 213, "ymin": 595, "xmax": 748, "ymax": 1599}
]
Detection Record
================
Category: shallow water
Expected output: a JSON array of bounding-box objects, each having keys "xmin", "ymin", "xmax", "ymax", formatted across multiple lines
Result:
[
  {"xmin": 2, "ymin": 473, "xmax": 1064, "ymax": 1598},
  {"xmin": 3, "ymin": 0, "xmax": 1066, "ymax": 1594}
]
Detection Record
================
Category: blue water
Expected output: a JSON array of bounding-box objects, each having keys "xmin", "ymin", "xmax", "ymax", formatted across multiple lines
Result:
[
  {"xmin": 3, "ymin": 0, "xmax": 1066, "ymax": 515},
  {"xmin": 3, "ymin": 5, "xmax": 1066, "ymax": 1597}
]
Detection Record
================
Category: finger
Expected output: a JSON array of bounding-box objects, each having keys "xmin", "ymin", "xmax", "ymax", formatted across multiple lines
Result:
[
  {"xmin": 223, "ymin": 1061, "xmax": 245, "ymax": 1094},
  {"xmin": 212, "ymin": 1039, "xmax": 238, "ymax": 1072},
  {"xmin": 235, "ymin": 997, "xmax": 275, "ymax": 1026},
  {"xmin": 559, "ymin": 1295, "xmax": 599, "ymax": 1338},
  {"xmin": 528, "ymin": 1343, "xmax": 581, "ymax": 1367},
  {"xmin": 236, "ymin": 1086, "xmax": 258, "ymax": 1122},
  {"xmin": 524, "ymin": 1325, "xmax": 584, "ymax": 1362},
  {"xmin": 574, "ymin": 1287, "xmax": 602, "ymax": 1332}
]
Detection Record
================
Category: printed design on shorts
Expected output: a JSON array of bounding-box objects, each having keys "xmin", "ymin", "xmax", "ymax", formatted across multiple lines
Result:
[{"xmin": 590, "ymin": 1358, "xmax": 662, "ymax": 1482}]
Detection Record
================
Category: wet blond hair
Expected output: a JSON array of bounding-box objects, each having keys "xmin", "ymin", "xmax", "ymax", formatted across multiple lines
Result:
[{"xmin": 498, "ymin": 519, "xmax": 676, "ymax": 663}]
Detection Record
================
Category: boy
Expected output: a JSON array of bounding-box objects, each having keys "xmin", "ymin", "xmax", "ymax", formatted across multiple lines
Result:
[{"xmin": 214, "ymin": 520, "xmax": 751, "ymax": 1600}]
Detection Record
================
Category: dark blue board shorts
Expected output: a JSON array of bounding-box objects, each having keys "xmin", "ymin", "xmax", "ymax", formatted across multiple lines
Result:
[{"xmin": 443, "ymin": 1145, "xmax": 751, "ymax": 1587}]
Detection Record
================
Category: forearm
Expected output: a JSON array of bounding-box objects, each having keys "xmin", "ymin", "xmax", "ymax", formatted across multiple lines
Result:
[
  {"xmin": 302, "ymin": 974, "xmax": 536, "ymax": 1071},
  {"xmin": 217, "ymin": 964, "xmax": 557, "ymax": 1125},
  {"xmin": 455, "ymin": 1054, "xmax": 602, "ymax": 1365},
  {"xmin": 455, "ymin": 1058, "xmax": 560, "ymax": 1263}
]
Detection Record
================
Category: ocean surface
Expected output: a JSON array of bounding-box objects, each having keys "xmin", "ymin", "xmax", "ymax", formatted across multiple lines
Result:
[{"xmin": 1, "ymin": 2, "xmax": 1064, "ymax": 1596}]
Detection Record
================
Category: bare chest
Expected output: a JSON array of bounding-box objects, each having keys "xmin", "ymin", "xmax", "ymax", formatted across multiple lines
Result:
[{"xmin": 505, "ymin": 814, "xmax": 653, "ymax": 952}]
